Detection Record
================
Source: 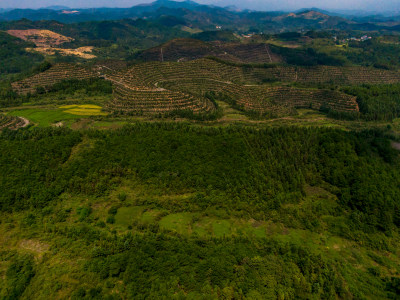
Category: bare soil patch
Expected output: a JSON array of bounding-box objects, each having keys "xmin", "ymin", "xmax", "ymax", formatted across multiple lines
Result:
[
  {"xmin": 7, "ymin": 29, "xmax": 73, "ymax": 47},
  {"xmin": 7, "ymin": 29, "xmax": 96, "ymax": 59},
  {"xmin": 27, "ymin": 46, "xmax": 96, "ymax": 59}
]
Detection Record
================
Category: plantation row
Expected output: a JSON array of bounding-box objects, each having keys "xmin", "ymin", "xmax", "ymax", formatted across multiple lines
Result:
[
  {"xmin": 13, "ymin": 59, "xmax": 400, "ymax": 97},
  {"xmin": 247, "ymin": 65, "xmax": 400, "ymax": 84},
  {"xmin": 161, "ymin": 79, "xmax": 359, "ymax": 115},
  {"xmin": 246, "ymin": 86, "xmax": 359, "ymax": 112},
  {"xmin": 120, "ymin": 59, "xmax": 400, "ymax": 87},
  {"xmin": 136, "ymin": 39, "xmax": 281, "ymax": 64},
  {"xmin": 10, "ymin": 58, "xmax": 396, "ymax": 118},
  {"xmin": 136, "ymin": 38, "xmax": 221, "ymax": 63},
  {"xmin": 11, "ymin": 63, "xmax": 95, "ymax": 94},
  {"xmin": 107, "ymin": 83, "xmax": 215, "ymax": 115},
  {"xmin": 215, "ymin": 43, "xmax": 282, "ymax": 64},
  {"xmin": 121, "ymin": 59, "xmax": 247, "ymax": 87},
  {"xmin": 0, "ymin": 115, "xmax": 25, "ymax": 130}
]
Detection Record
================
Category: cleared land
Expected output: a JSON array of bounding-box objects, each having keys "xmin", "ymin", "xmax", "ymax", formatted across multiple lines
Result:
[
  {"xmin": 6, "ymin": 29, "xmax": 96, "ymax": 59},
  {"xmin": 27, "ymin": 46, "xmax": 96, "ymax": 59},
  {"xmin": 6, "ymin": 29, "xmax": 73, "ymax": 47}
]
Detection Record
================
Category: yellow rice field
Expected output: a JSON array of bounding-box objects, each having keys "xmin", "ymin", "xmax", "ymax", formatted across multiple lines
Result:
[{"xmin": 60, "ymin": 105, "xmax": 107, "ymax": 116}]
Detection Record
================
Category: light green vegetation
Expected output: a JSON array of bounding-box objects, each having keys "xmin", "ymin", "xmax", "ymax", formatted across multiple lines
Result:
[
  {"xmin": 5, "ymin": 104, "xmax": 107, "ymax": 127},
  {"xmin": 5, "ymin": 104, "xmax": 398, "ymax": 134},
  {"xmin": 159, "ymin": 212, "xmax": 194, "ymax": 234},
  {"xmin": 114, "ymin": 206, "xmax": 143, "ymax": 226},
  {"xmin": 216, "ymin": 100, "xmax": 249, "ymax": 121},
  {"xmin": 7, "ymin": 107, "xmax": 82, "ymax": 127}
]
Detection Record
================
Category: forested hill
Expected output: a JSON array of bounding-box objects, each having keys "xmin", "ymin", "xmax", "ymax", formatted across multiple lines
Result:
[
  {"xmin": 0, "ymin": 31, "xmax": 44, "ymax": 76},
  {"xmin": 0, "ymin": 124, "xmax": 400, "ymax": 298}
]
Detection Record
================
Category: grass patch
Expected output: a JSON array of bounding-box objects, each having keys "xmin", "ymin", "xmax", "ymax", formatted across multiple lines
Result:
[
  {"xmin": 141, "ymin": 209, "xmax": 162, "ymax": 224},
  {"xmin": 6, "ymin": 105, "xmax": 107, "ymax": 127},
  {"xmin": 7, "ymin": 108, "xmax": 81, "ymax": 127},
  {"xmin": 115, "ymin": 206, "xmax": 144, "ymax": 227},
  {"xmin": 212, "ymin": 220, "xmax": 231, "ymax": 237},
  {"xmin": 159, "ymin": 213, "xmax": 193, "ymax": 234}
]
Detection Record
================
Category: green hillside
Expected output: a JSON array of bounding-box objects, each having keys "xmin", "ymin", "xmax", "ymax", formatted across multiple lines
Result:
[
  {"xmin": 0, "ymin": 31, "xmax": 44, "ymax": 78},
  {"xmin": 0, "ymin": 125, "xmax": 400, "ymax": 298}
]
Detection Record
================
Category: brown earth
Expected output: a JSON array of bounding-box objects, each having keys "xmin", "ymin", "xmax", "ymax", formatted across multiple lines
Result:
[
  {"xmin": 7, "ymin": 29, "xmax": 96, "ymax": 59},
  {"xmin": 7, "ymin": 29, "xmax": 73, "ymax": 47},
  {"xmin": 27, "ymin": 46, "xmax": 96, "ymax": 59}
]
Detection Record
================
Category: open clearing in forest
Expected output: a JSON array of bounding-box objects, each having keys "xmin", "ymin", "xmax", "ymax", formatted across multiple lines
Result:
[{"xmin": 113, "ymin": 206, "xmax": 269, "ymax": 237}]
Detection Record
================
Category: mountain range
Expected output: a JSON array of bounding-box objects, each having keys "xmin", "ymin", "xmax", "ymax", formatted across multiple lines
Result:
[{"xmin": 1, "ymin": 0, "xmax": 400, "ymax": 33}]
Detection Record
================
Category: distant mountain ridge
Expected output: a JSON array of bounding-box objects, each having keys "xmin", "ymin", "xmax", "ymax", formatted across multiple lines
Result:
[
  {"xmin": 1, "ymin": 0, "xmax": 400, "ymax": 33},
  {"xmin": 42, "ymin": 6, "xmax": 70, "ymax": 10}
]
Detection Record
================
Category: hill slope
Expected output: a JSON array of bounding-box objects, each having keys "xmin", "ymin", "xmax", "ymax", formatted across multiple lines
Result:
[{"xmin": 135, "ymin": 38, "xmax": 282, "ymax": 63}]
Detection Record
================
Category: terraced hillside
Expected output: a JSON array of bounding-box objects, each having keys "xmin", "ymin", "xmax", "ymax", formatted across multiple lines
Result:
[
  {"xmin": 103, "ymin": 59, "xmax": 358, "ymax": 116},
  {"xmin": 114, "ymin": 58, "xmax": 400, "ymax": 87},
  {"xmin": 135, "ymin": 39, "xmax": 281, "ymax": 64},
  {"xmin": 214, "ymin": 42, "xmax": 282, "ymax": 64},
  {"xmin": 0, "ymin": 115, "xmax": 28, "ymax": 130},
  {"xmin": 11, "ymin": 63, "xmax": 96, "ymax": 94},
  {"xmin": 109, "ymin": 84, "xmax": 215, "ymax": 115},
  {"xmin": 14, "ymin": 58, "xmax": 400, "ymax": 117},
  {"xmin": 101, "ymin": 59, "xmax": 240, "ymax": 115},
  {"xmin": 247, "ymin": 65, "xmax": 400, "ymax": 84},
  {"xmin": 161, "ymin": 79, "xmax": 358, "ymax": 115}
]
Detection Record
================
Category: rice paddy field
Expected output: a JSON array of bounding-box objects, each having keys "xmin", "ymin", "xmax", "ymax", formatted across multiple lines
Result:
[
  {"xmin": 6, "ymin": 105, "xmax": 107, "ymax": 127},
  {"xmin": 60, "ymin": 104, "xmax": 108, "ymax": 116}
]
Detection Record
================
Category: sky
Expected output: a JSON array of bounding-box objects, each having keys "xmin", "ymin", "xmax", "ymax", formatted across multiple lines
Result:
[{"xmin": 0, "ymin": 0, "xmax": 399, "ymax": 13}]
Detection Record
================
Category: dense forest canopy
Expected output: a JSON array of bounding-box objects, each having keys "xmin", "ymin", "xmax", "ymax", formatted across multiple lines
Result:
[{"xmin": 0, "ymin": 125, "xmax": 400, "ymax": 298}]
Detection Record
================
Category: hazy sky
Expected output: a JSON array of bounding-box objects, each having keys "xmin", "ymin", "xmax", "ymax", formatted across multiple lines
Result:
[{"xmin": 1, "ymin": 0, "xmax": 399, "ymax": 12}]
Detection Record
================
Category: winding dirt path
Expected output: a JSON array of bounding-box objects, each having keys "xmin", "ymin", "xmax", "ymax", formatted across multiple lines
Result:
[{"xmin": 19, "ymin": 117, "xmax": 30, "ymax": 128}]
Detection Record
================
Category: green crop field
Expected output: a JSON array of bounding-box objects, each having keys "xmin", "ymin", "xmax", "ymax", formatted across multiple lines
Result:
[
  {"xmin": 7, "ymin": 108, "xmax": 81, "ymax": 127},
  {"xmin": 5, "ymin": 104, "xmax": 107, "ymax": 127}
]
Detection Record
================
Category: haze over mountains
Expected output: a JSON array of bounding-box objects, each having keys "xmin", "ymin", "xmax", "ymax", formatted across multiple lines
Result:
[
  {"xmin": 1, "ymin": 0, "xmax": 400, "ymax": 33},
  {"xmin": 0, "ymin": 0, "xmax": 400, "ymax": 19},
  {"xmin": 2, "ymin": 0, "xmax": 400, "ymax": 14}
]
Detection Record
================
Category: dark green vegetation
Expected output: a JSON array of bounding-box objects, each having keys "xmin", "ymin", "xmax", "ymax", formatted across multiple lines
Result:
[
  {"xmin": 342, "ymin": 84, "xmax": 400, "ymax": 121},
  {"xmin": 0, "ymin": 125, "xmax": 400, "ymax": 298},
  {"xmin": 0, "ymin": 31, "xmax": 44, "ymax": 78}
]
